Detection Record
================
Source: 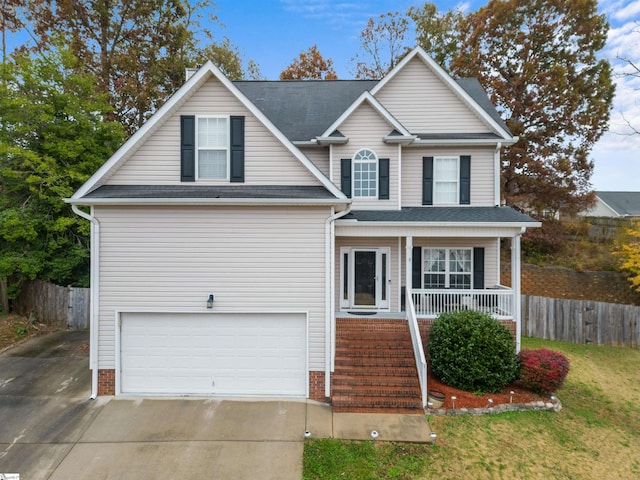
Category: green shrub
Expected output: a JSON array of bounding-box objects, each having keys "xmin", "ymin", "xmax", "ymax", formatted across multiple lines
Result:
[
  {"xmin": 427, "ymin": 310, "xmax": 518, "ymax": 393},
  {"xmin": 518, "ymin": 348, "xmax": 570, "ymax": 394}
]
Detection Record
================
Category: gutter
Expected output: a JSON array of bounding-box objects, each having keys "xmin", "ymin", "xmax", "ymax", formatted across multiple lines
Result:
[
  {"xmin": 72, "ymin": 205, "xmax": 100, "ymax": 399},
  {"xmin": 494, "ymin": 142, "xmax": 502, "ymax": 206},
  {"xmin": 324, "ymin": 204, "xmax": 352, "ymax": 398},
  {"xmin": 65, "ymin": 197, "xmax": 349, "ymax": 207}
]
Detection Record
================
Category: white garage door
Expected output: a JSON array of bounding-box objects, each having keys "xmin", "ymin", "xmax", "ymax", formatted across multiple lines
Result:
[{"xmin": 120, "ymin": 312, "xmax": 307, "ymax": 396}]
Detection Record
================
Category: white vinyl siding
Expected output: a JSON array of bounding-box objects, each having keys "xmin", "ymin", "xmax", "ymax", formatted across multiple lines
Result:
[
  {"xmin": 105, "ymin": 76, "xmax": 320, "ymax": 186},
  {"xmin": 299, "ymin": 147, "xmax": 330, "ymax": 177},
  {"xmin": 402, "ymin": 147, "xmax": 496, "ymax": 207},
  {"xmin": 374, "ymin": 57, "xmax": 491, "ymax": 134},
  {"xmin": 95, "ymin": 205, "xmax": 329, "ymax": 371},
  {"xmin": 332, "ymin": 103, "xmax": 397, "ymax": 209}
]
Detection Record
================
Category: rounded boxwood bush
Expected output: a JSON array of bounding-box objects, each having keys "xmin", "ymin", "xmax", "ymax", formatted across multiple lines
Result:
[
  {"xmin": 428, "ymin": 310, "xmax": 518, "ymax": 393},
  {"xmin": 517, "ymin": 348, "xmax": 570, "ymax": 394}
]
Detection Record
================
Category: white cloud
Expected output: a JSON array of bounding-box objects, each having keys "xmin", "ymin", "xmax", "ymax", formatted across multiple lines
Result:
[{"xmin": 612, "ymin": 0, "xmax": 640, "ymax": 21}]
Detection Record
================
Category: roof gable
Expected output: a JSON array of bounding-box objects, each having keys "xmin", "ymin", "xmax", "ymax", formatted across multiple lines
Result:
[
  {"xmin": 320, "ymin": 91, "xmax": 412, "ymax": 139},
  {"xmin": 371, "ymin": 47, "xmax": 513, "ymax": 140},
  {"xmin": 73, "ymin": 61, "xmax": 346, "ymax": 200}
]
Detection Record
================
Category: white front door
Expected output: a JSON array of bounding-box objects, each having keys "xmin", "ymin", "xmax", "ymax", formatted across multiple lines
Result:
[{"xmin": 342, "ymin": 248, "xmax": 390, "ymax": 310}]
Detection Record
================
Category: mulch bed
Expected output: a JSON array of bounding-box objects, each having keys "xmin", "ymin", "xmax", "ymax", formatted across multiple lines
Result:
[{"xmin": 427, "ymin": 370, "xmax": 547, "ymax": 409}]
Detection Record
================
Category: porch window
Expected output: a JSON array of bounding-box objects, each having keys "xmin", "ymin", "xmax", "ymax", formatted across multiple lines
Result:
[
  {"xmin": 433, "ymin": 157, "xmax": 459, "ymax": 204},
  {"xmin": 353, "ymin": 149, "xmax": 377, "ymax": 197},
  {"xmin": 423, "ymin": 248, "xmax": 472, "ymax": 289},
  {"xmin": 197, "ymin": 116, "xmax": 229, "ymax": 179}
]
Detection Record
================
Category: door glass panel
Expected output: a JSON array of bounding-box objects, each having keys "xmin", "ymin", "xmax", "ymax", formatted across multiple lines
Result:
[
  {"xmin": 381, "ymin": 253, "xmax": 387, "ymax": 301},
  {"xmin": 354, "ymin": 251, "xmax": 376, "ymax": 306}
]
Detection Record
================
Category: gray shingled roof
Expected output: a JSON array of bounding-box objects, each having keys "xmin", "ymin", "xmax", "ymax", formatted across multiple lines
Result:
[
  {"xmin": 84, "ymin": 185, "xmax": 338, "ymax": 199},
  {"xmin": 234, "ymin": 80, "xmax": 377, "ymax": 142},
  {"xmin": 596, "ymin": 191, "xmax": 640, "ymax": 216},
  {"xmin": 341, "ymin": 207, "xmax": 538, "ymax": 224},
  {"xmin": 234, "ymin": 78, "xmax": 510, "ymax": 142}
]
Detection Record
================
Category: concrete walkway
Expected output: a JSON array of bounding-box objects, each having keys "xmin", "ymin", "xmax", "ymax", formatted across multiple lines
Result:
[{"xmin": 0, "ymin": 331, "xmax": 431, "ymax": 480}]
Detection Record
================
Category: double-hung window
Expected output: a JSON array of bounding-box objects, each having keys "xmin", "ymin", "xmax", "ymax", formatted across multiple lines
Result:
[
  {"xmin": 433, "ymin": 157, "xmax": 459, "ymax": 204},
  {"xmin": 423, "ymin": 248, "xmax": 472, "ymax": 289},
  {"xmin": 197, "ymin": 116, "xmax": 229, "ymax": 180},
  {"xmin": 353, "ymin": 149, "xmax": 377, "ymax": 197}
]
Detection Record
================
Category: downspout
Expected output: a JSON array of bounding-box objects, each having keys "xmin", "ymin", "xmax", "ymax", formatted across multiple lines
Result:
[
  {"xmin": 494, "ymin": 142, "xmax": 502, "ymax": 205},
  {"xmin": 324, "ymin": 203, "xmax": 352, "ymax": 398},
  {"xmin": 72, "ymin": 205, "xmax": 100, "ymax": 399}
]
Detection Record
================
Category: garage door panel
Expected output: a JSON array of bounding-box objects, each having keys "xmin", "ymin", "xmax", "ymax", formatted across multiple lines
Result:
[{"xmin": 120, "ymin": 313, "xmax": 307, "ymax": 396}]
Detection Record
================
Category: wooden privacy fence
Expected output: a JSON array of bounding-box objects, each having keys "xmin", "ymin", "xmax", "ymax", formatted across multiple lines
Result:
[
  {"xmin": 522, "ymin": 295, "xmax": 640, "ymax": 348},
  {"xmin": 13, "ymin": 280, "xmax": 90, "ymax": 329}
]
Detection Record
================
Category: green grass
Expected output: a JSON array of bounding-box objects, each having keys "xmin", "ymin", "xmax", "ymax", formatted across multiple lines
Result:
[{"xmin": 303, "ymin": 337, "xmax": 640, "ymax": 480}]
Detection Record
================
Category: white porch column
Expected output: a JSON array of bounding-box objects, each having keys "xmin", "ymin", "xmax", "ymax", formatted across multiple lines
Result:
[
  {"xmin": 511, "ymin": 228, "xmax": 524, "ymax": 352},
  {"xmin": 406, "ymin": 236, "xmax": 413, "ymax": 308}
]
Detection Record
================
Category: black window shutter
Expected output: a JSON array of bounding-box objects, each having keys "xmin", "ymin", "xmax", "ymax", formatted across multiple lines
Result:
[
  {"xmin": 422, "ymin": 157, "xmax": 433, "ymax": 205},
  {"xmin": 460, "ymin": 155, "xmax": 471, "ymax": 205},
  {"xmin": 180, "ymin": 115, "xmax": 195, "ymax": 182},
  {"xmin": 412, "ymin": 246, "xmax": 422, "ymax": 289},
  {"xmin": 230, "ymin": 116, "xmax": 245, "ymax": 183},
  {"xmin": 379, "ymin": 158, "xmax": 390, "ymax": 200},
  {"xmin": 473, "ymin": 247, "xmax": 484, "ymax": 289},
  {"xmin": 340, "ymin": 159, "xmax": 352, "ymax": 198}
]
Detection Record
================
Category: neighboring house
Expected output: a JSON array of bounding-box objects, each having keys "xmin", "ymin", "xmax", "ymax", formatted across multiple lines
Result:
[
  {"xmin": 583, "ymin": 191, "xmax": 640, "ymax": 218},
  {"xmin": 68, "ymin": 47, "xmax": 539, "ymax": 409}
]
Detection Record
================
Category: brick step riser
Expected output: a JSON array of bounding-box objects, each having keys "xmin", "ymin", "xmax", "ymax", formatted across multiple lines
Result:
[
  {"xmin": 332, "ymin": 376, "xmax": 418, "ymax": 387},
  {"xmin": 336, "ymin": 348, "xmax": 413, "ymax": 358},
  {"xmin": 334, "ymin": 358, "xmax": 416, "ymax": 368},
  {"xmin": 332, "ymin": 386, "xmax": 421, "ymax": 398},
  {"xmin": 333, "ymin": 367, "xmax": 418, "ymax": 377},
  {"xmin": 331, "ymin": 396, "xmax": 423, "ymax": 410}
]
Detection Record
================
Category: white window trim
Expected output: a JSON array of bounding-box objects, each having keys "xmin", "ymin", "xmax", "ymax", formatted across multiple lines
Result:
[
  {"xmin": 422, "ymin": 247, "xmax": 473, "ymax": 289},
  {"xmin": 433, "ymin": 156, "xmax": 459, "ymax": 205},
  {"xmin": 195, "ymin": 115, "xmax": 230, "ymax": 181},
  {"xmin": 352, "ymin": 148, "xmax": 378, "ymax": 198}
]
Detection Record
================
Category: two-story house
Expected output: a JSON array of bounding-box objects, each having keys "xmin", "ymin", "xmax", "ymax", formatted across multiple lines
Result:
[{"xmin": 68, "ymin": 47, "xmax": 539, "ymax": 411}]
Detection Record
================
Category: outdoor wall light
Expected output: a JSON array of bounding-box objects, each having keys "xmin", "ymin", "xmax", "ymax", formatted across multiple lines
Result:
[{"xmin": 207, "ymin": 294, "xmax": 215, "ymax": 308}]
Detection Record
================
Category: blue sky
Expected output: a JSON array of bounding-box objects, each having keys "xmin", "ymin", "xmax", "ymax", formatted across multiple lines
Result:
[{"xmin": 213, "ymin": 0, "xmax": 640, "ymax": 192}]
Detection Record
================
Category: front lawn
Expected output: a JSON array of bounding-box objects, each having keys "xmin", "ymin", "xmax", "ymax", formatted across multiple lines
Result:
[{"xmin": 303, "ymin": 337, "xmax": 640, "ymax": 479}]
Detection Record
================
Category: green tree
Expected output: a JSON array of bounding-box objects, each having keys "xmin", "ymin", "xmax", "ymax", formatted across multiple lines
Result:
[
  {"xmin": 351, "ymin": 12, "xmax": 410, "ymax": 79},
  {"xmin": 21, "ymin": 0, "xmax": 258, "ymax": 134},
  {"xmin": 279, "ymin": 45, "xmax": 337, "ymax": 80},
  {"xmin": 408, "ymin": 2, "xmax": 464, "ymax": 70},
  {"xmin": 0, "ymin": 45, "xmax": 125, "ymax": 311}
]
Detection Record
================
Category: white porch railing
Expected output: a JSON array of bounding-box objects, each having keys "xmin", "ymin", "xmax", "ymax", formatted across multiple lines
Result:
[
  {"xmin": 412, "ymin": 287, "xmax": 515, "ymax": 320},
  {"xmin": 406, "ymin": 293, "xmax": 427, "ymax": 408}
]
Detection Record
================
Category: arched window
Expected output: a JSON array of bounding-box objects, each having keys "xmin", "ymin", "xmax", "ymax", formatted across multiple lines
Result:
[{"xmin": 353, "ymin": 149, "xmax": 377, "ymax": 197}]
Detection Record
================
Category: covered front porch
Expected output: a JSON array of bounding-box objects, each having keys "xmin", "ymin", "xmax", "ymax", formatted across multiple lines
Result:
[{"xmin": 330, "ymin": 208, "xmax": 539, "ymax": 409}]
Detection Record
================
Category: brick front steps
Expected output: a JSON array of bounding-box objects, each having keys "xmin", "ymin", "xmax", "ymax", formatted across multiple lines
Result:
[{"xmin": 332, "ymin": 317, "xmax": 424, "ymax": 414}]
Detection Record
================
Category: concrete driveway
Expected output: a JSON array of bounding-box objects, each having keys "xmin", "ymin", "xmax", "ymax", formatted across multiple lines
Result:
[
  {"xmin": 0, "ymin": 330, "xmax": 431, "ymax": 479},
  {"xmin": 0, "ymin": 331, "xmax": 307, "ymax": 480}
]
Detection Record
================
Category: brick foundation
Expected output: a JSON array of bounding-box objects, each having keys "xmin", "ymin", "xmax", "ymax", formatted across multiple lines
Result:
[
  {"xmin": 309, "ymin": 371, "xmax": 328, "ymax": 402},
  {"xmin": 98, "ymin": 369, "xmax": 116, "ymax": 395}
]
